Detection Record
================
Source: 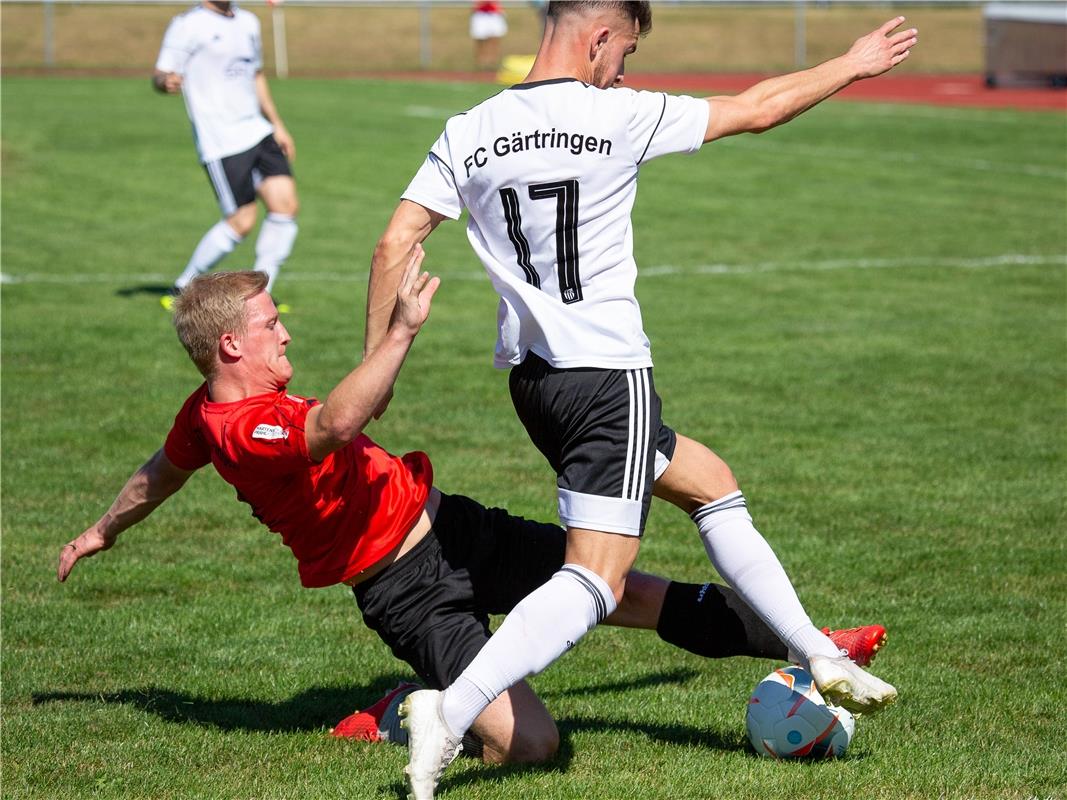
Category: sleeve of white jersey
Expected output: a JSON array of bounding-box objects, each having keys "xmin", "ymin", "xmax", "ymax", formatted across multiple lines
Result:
[
  {"xmin": 400, "ymin": 132, "xmax": 465, "ymax": 220},
  {"xmin": 626, "ymin": 90, "xmax": 709, "ymax": 165},
  {"xmin": 155, "ymin": 15, "xmax": 193, "ymax": 75}
]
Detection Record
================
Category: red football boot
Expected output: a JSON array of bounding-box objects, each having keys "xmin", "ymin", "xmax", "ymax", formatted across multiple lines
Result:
[
  {"xmin": 823, "ymin": 625, "xmax": 887, "ymax": 668},
  {"xmin": 330, "ymin": 682, "xmax": 419, "ymax": 741}
]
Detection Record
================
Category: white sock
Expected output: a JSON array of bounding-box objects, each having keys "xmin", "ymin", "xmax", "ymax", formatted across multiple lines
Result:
[
  {"xmin": 692, "ymin": 492, "xmax": 840, "ymax": 668},
  {"xmin": 252, "ymin": 212, "xmax": 298, "ymax": 293},
  {"xmin": 440, "ymin": 564, "xmax": 617, "ymax": 737},
  {"xmin": 174, "ymin": 220, "xmax": 243, "ymax": 289}
]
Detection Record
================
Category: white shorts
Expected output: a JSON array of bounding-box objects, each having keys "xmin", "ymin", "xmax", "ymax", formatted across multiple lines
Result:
[{"xmin": 470, "ymin": 11, "xmax": 507, "ymax": 40}]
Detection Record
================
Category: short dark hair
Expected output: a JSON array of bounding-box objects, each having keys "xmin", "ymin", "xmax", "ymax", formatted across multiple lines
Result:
[{"xmin": 546, "ymin": 1, "xmax": 652, "ymax": 35}]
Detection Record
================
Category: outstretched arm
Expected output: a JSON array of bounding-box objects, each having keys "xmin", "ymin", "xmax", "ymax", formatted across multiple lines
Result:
[
  {"xmin": 57, "ymin": 449, "xmax": 196, "ymax": 582},
  {"xmin": 704, "ymin": 17, "xmax": 918, "ymax": 142},
  {"xmin": 305, "ymin": 244, "xmax": 440, "ymax": 461}
]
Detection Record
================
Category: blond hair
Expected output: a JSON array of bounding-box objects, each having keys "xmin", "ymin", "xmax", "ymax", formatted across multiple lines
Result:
[{"xmin": 172, "ymin": 271, "xmax": 269, "ymax": 379}]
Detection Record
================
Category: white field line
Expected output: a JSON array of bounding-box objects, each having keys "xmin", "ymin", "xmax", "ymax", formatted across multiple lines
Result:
[
  {"xmin": 3, "ymin": 254, "xmax": 1064, "ymax": 286},
  {"xmin": 403, "ymin": 104, "xmax": 456, "ymax": 119},
  {"xmin": 641, "ymin": 253, "xmax": 1067, "ymax": 277}
]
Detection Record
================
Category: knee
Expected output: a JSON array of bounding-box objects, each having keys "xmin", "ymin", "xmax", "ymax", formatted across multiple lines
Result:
[
  {"xmin": 656, "ymin": 437, "xmax": 740, "ymax": 513},
  {"xmin": 564, "ymin": 536, "xmax": 638, "ymax": 612},
  {"xmin": 609, "ymin": 570, "xmax": 664, "ymax": 630},
  {"xmin": 473, "ymin": 688, "xmax": 560, "ymax": 766},
  {"xmin": 265, "ymin": 181, "xmax": 299, "ymax": 217},
  {"xmin": 227, "ymin": 205, "xmax": 257, "ymax": 238},
  {"xmin": 698, "ymin": 458, "xmax": 738, "ymax": 505},
  {"xmin": 272, "ymin": 195, "xmax": 299, "ymax": 218},
  {"xmin": 493, "ymin": 724, "xmax": 559, "ymax": 765}
]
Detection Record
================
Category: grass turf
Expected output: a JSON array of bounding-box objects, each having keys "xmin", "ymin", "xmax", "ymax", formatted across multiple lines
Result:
[{"xmin": 2, "ymin": 77, "xmax": 1065, "ymax": 799}]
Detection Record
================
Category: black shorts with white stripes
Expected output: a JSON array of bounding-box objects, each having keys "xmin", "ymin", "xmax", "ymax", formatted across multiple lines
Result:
[
  {"xmin": 203, "ymin": 135, "xmax": 291, "ymax": 216},
  {"xmin": 509, "ymin": 352, "xmax": 677, "ymax": 537}
]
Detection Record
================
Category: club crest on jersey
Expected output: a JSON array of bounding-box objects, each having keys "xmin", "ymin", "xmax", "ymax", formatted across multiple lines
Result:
[{"xmin": 252, "ymin": 424, "xmax": 289, "ymax": 441}]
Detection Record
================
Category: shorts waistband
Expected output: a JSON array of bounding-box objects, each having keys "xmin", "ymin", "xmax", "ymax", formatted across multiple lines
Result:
[{"xmin": 351, "ymin": 493, "xmax": 458, "ymax": 600}]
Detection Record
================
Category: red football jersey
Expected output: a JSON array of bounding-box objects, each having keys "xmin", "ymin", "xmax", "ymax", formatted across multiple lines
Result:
[{"xmin": 164, "ymin": 384, "xmax": 433, "ymax": 588}]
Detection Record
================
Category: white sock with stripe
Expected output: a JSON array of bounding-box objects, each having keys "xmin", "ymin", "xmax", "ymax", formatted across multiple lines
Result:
[
  {"xmin": 439, "ymin": 564, "xmax": 616, "ymax": 737},
  {"xmin": 692, "ymin": 491, "xmax": 840, "ymax": 667},
  {"xmin": 253, "ymin": 213, "xmax": 298, "ymax": 293},
  {"xmin": 174, "ymin": 220, "xmax": 243, "ymax": 290}
]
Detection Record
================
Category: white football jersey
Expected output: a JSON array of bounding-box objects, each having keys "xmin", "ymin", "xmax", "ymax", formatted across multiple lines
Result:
[
  {"xmin": 156, "ymin": 4, "xmax": 273, "ymax": 163},
  {"xmin": 403, "ymin": 78, "xmax": 709, "ymax": 369}
]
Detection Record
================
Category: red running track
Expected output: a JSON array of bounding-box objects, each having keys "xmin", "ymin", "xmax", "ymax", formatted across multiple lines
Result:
[{"xmin": 627, "ymin": 72, "xmax": 1067, "ymax": 112}]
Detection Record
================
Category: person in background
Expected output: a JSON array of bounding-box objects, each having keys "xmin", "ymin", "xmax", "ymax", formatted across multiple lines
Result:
[
  {"xmin": 154, "ymin": 0, "xmax": 299, "ymax": 310},
  {"xmin": 471, "ymin": 1, "xmax": 508, "ymax": 70}
]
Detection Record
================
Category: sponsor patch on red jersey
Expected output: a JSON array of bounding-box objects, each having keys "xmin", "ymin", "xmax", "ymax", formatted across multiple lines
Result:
[{"xmin": 251, "ymin": 423, "xmax": 289, "ymax": 441}]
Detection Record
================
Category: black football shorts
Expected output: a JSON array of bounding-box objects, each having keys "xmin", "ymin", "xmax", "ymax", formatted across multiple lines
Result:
[
  {"xmin": 352, "ymin": 492, "xmax": 566, "ymax": 690},
  {"xmin": 509, "ymin": 352, "xmax": 677, "ymax": 538},
  {"xmin": 202, "ymin": 135, "xmax": 291, "ymax": 216}
]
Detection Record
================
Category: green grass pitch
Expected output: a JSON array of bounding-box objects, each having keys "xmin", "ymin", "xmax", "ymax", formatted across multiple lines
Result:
[{"xmin": 2, "ymin": 77, "xmax": 1065, "ymax": 799}]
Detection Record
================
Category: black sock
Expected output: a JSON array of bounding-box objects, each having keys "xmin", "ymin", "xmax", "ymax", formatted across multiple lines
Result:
[{"xmin": 656, "ymin": 581, "xmax": 788, "ymax": 660}]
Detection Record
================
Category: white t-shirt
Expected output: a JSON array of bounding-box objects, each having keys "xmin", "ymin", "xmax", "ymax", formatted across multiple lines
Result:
[
  {"xmin": 470, "ymin": 10, "xmax": 507, "ymax": 41},
  {"xmin": 156, "ymin": 4, "xmax": 273, "ymax": 163},
  {"xmin": 402, "ymin": 78, "xmax": 709, "ymax": 370}
]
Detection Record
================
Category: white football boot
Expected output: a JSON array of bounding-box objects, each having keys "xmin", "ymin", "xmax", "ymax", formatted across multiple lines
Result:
[
  {"xmin": 400, "ymin": 689, "xmax": 463, "ymax": 800},
  {"xmin": 809, "ymin": 654, "xmax": 898, "ymax": 714}
]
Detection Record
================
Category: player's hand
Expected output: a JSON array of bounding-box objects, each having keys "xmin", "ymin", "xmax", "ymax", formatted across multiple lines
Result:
[
  {"xmin": 845, "ymin": 17, "xmax": 918, "ymax": 79},
  {"xmin": 163, "ymin": 72, "xmax": 183, "ymax": 93},
  {"xmin": 274, "ymin": 126, "xmax": 296, "ymax": 162},
  {"xmin": 57, "ymin": 525, "xmax": 115, "ymax": 583},
  {"xmin": 390, "ymin": 244, "xmax": 440, "ymax": 338}
]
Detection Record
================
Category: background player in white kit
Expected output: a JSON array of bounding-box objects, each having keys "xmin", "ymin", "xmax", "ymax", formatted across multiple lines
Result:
[
  {"xmin": 154, "ymin": 0, "xmax": 298, "ymax": 307},
  {"xmin": 364, "ymin": 3, "xmax": 917, "ymax": 795}
]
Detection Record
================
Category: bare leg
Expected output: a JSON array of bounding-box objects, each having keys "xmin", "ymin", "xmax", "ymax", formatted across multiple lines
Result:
[{"xmin": 470, "ymin": 680, "xmax": 558, "ymax": 765}]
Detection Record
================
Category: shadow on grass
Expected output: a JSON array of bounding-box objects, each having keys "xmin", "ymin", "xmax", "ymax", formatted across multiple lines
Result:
[
  {"xmin": 36, "ymin": 667, "xmax": 742, "ymax": 795},
  {"xmin": 544, "ymin": 666, "xmax": 700, "ymax": 698},
  {"xmin": 432, "ymin": 667, "xmax": 744, "ymax": 796},
  {"xmin": 32, "ymin": 668, "xmax": 703, "ymax": 734},
  {"xmin": 32, "ymin": 675, "xmax": 413, "ymax": 732},
  {"xmin": 433, "ymin": 710, "xmax": 744, "ymax": 796},
  {"xmin": 115, "ymin": 284, "xmax": 173, "ymax": 298}
]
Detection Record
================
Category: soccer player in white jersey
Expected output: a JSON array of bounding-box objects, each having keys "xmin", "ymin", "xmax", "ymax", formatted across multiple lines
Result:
[
  {"xmin": 154, "ymin": 0, "xmax": 299, "ymax": 307},
  {"xmin": 364, "ymin": 3, "xmax": 918, "ymax": 795}
]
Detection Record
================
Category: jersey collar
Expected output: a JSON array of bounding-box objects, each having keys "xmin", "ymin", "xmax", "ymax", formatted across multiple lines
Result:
[{"xmin": 509, "ymin": 77, "xmax": 588, "ymax": 91}]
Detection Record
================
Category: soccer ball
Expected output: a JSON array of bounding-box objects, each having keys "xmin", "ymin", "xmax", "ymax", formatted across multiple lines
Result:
[{"xmin": 745, "ymin": 666, "xmax": 855, "ymax": 759}]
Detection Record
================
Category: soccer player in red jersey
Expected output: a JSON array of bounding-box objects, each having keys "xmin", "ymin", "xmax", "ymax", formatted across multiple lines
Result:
[{"xmin": 57, "ymin": 250, "xmax": 885, "ymax": 765}]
